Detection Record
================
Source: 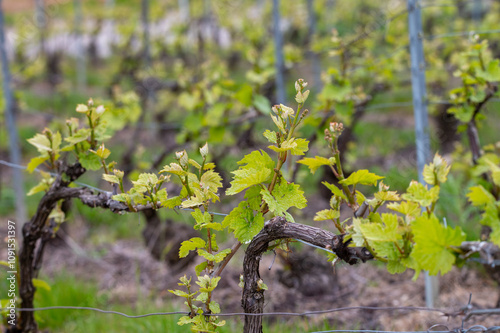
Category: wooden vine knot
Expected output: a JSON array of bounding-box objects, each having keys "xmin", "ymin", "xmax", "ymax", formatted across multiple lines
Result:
[{"xmin": 264, "ymin": 216, "xmax": 287, "ymax": 234}]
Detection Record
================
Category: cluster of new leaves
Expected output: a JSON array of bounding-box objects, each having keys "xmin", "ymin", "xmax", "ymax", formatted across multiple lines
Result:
[
  {"xmin": 449, "ymin": 38, "xmax": 500, "ymax": 123},
  {"xmin": 446, "ymin": 39, "xmax": 500, "ymax": 248},
  {"xmin": 303, "ymin": 123, "xmax": 466, "ymax": 277},
  {"xmin": 467, "ymin": 148, "xmax": 500, "ymax": 245},
  {"xmin": 148, "ymin": 147, "xmax": 229, "ymax": 330},
  {"xmin": 26, "ymin": 99, "xmax": 114, "ymax": 196},
  {"xmin": 222, "ymin": 80, "xmax": 310, "ymax": 244},
  {"xmin": 169, "ymin": 275, "xmax": 226, "ymax": 332}
]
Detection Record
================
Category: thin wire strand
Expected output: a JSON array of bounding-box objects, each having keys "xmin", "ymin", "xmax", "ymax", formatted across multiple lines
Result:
[
  {"xmin": 13, "ymin": 305, "xmax": 447, "ymax": 318},
  {"xmin": 427, "ymin": 29, "xmax": 500, "ymax": 40},
  {"xmin": 13, "ymin": 307, "xmax": 186, "ymax": 318},
  {"xmin": 310, "ymin": 330, "xmax": 450, "ymax": 333}
]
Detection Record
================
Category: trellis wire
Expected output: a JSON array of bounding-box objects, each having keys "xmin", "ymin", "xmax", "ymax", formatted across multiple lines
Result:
[
  {"xmin": 9, "ymin": 303, "xmax": 500, "ymax": 333},
  {"xmin": 8, "ymin": 304, "xmax": 456, "ymax": 318}
]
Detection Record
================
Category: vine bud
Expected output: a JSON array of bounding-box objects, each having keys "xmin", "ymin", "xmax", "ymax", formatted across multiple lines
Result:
[
  {"xmin": 200, "ymin": 142, "xmax": 209, "ymax": 158},
  {"xmin": 324, "ymin": 128, "xmax": 332, "ymax": 143},
  {"xmin": 280, "ymin": 104, "xmax": 295, "ymax": 118},
  {"xmin": 76, "ymin": 104, "xmax": 89, "ymax": 113},
  {"xmin": 378, "ymin": 181, "xmax": 389, "ymax": 192},
  {"xmin": 329, "ymin": 122, "xmax": 344, "ymax": 138},
  {"xmin": 114, "ymin": 169, "xmax": 124, "ymax": 179},
  {"xmin": 176, "ymin": 150, "xmax": 189, "ymax": 168},
  {"xmin": 95, "ymin": 105, "xmax": 106, "ymax": 116},
  {"xmin": 330, "ymin": 196, "xmax": 340, "ymax": 209}
]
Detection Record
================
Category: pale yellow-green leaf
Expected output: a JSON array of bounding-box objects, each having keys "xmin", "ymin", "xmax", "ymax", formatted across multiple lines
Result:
[
  {"xmin": 314, "ymin": 209, "xmax": 340, "ymax": 221},
  {"xmin": 32, "ymin": 278, "xmax": 51, "ymax": 291}
]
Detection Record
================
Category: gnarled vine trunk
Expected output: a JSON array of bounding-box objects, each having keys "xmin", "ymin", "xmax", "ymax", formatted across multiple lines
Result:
[{"xmin": 242, "ymin": 216, "xmax": 373, "ymax": 333}]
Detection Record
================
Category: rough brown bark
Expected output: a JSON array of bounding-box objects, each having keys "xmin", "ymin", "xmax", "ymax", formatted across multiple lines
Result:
[
  {"xmin": 242, "ymin": 216, "xmax": 373, "ymax": 333},
  {"xmin": 17, "ymin": 163, "xmax": 86, "ymax": 333}
]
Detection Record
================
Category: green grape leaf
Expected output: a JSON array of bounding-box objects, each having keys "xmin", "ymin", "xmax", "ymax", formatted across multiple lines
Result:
[
  {"xmin": 297, "ymin": 156, "xmax": 333, "ymax": 174},
  {"xmin": 168, "ymin": 289, "xmax": 190, "ymax": 298},
  {"xmin": 476, "ymin": 59, "xmax": 500, "ymax": 82},
  {"xmin": 179, "ymin": 237, "xmax": 206, "ymax": 258},
  {"xmin": 27, "ymin": 181, "xmax": 50, "ymax": 196},
  {"xmin": 490, "ymin": 227, "xmax": 500, "ymax": 247},
  {"xmin": 112, "ymin": 193, "xmax": 129, "ymax": 204},
  {"xmin": 314, "ymin": 209, "xmax": 340, "ymax": 221},
  {"xmin": 263, "ymin": 130, "xmax": 277, "ymax": 144},
  {"xmin": 189, "ymin": 159, "xmax": 202, "ymax": 170},
  {"xmin": 132, "ymin": 173, "xmax": 158, "ymax": 192},
  {"xmin": 78, "ymin": 152, "xmax": 102, "ymax": 171},
  {"xmin": 261, "ymin": 178, "xmax": 307, "ymax": 216},
  {"xmin": 102, "ymin": 174, "xmax": 120, "ymax": 184},
  {"xmin": 197, "ymin": 249, "xmax": 232, "ymax": 263},
  {"xmin": 222, "ymin": 201, "xmax": 264, "ymax": 244},
  {"xmin": 235, "ymin": 84, "xmax": 253, "ymax": 106},
  {"xmin": 339, "ymin": 169, "xmax": 384, "ymax": 186},
  {"xmin": 479, "ymin": 203, "xmax": 500, "ymax": 227},
  {"xmin": 191, "ymin": 209, "xmax": 223, "ymax": 231},
  {"xmin": 181, "ymin": 191, "xmax": 205, "ymax": 208},
  {"xmin": 27, "ymin": 156, "xmax": 49, "ymax": 173},
  {"xmin": 203, "ymin": 162, "xmax": 216, "ymax": 170},
  {"xmin": 177, "ymin": 316, "xmax": 196, "ymax": 326},
  {"xmin": 268, "ymin": 138, "xmax": 297, "ymax": 153},
  {"xmin": 351, "ymin": 218, "xmax": 366, "ymax": 247},
  {"xmin": 200, "ymin": 170, "xmax": 222, "ymax": 193},
  {"xmin": 32, "ymin": 278, "xmax": 51, "ymax": 291},
  {"xmin": 371, "ymin": 241, "xmax": 400, "ymax": 260},
  {"xmin": 322, "ymin": 82, "xmax": 351, "ymax": 102},
  {"xmin": 160, "ymin": 163, "xmax": 187, "ymax": 176},
  {"xmin": 360, "ymin": 213, "xmax": 401, "ymax": 242},
  {"xmin": 209, "ymin": 301, "xmax": 221, "ymax": 314},
  {"xmin": 156, "ymin": 189, "xmax": 168, "ymax": 204},
  {"xmin": 411, "ymin": 214, "xmax": 466, "ymax": 275},
  {"xmin": 322, "ymin": 181, "xmax": 347, "ymax": 201},
  {"xmin": 422, "ymin": 154, "xmax": 451, "ymax": 186},
  {"xmin": 401, "ymin": 181, "xmax": 439, "ymax": 207},
  {"xmin": 467, "ymin": 185, "xmax": 495, "ymax": 207},
  {"xmin": 161, "ymin": 195, "xmax": 182, "ymax": 209},
  {"xmin": 195, "ymin": 262, "xmax": 208, "ymax": 276},
  {"xmin": 387, "ymin": 260, "xmax": 406, "ymax": 274},
  {"xmin": 374, "ymin": 190, "xmax": 400, "ymax": 202},
  {"xmin": 448, "ymin": 105, "xmax": 474, "ymax": 123},
  {"xmin": 253, "ymin": 94, "xmax": 271, "ymax": 114},
  {"xmin": 290, "ymin": 138, "xmax": 309, "ymax": 156},
  {"xmin": 245, "ymin": 185, "xmax": 263, "ymax": 211},
  {"xmin": 27, "ymin": 133, "xmax": 52, "ymax": 153},
  {"xmin": 65, "ymin": 128, "xmax": 91, "ymax": 144},
  {"xmin": 387, "ymin": 201, "xmax": 421, "ymax": 218},
  {"xmin": 226, "ymin": 150, "xmax": 274, "ymax": 195}
]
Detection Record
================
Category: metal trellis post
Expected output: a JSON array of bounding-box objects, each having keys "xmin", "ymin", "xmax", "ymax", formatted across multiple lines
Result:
[
  {"xmin": 407, "ymin": 0, "xmax": 438, "ymax": 308},
  {"xmin": 178, "ymin": 0, "xmax": 190, "ymax": 21},
  {"xmin": 0, "ymin": 0, "xmax": 28, "ymax": 226},
  {"xmin": 306, "ymin": 0, "xmax": 322, "ymax": 90},
  {"xmin": 273, "ymin": 0, "xmax": 285, "ymax": 104}
]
